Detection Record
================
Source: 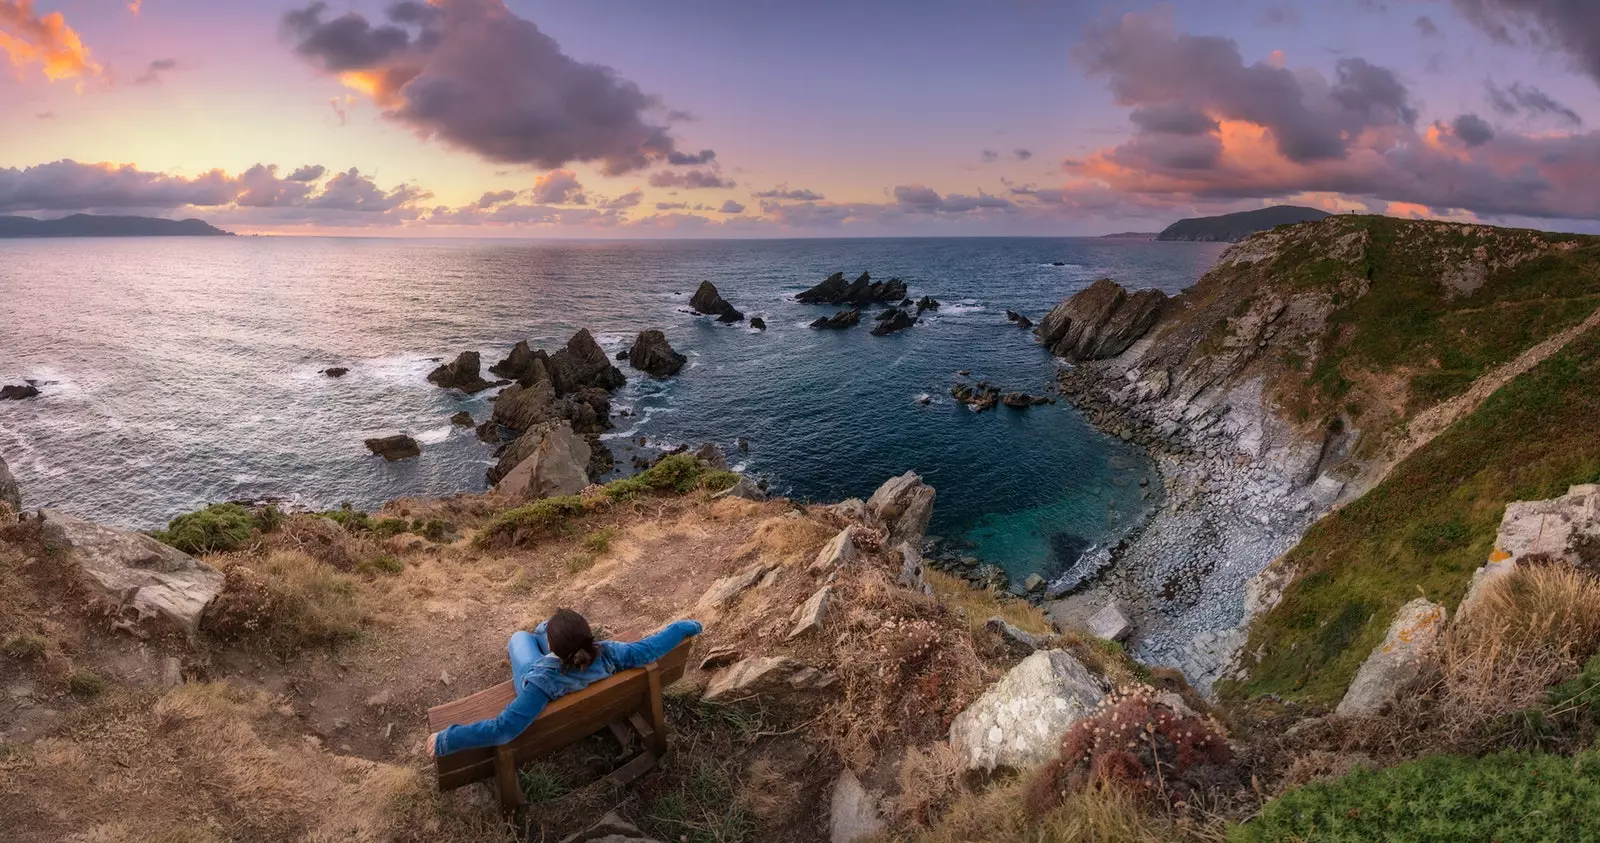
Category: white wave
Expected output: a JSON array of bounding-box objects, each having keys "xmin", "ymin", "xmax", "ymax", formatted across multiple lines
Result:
[
  {"xmin": 414, "ymin": 424, "xmax": 455, "ymax": 445},
  {"xmin": 1043, "ymin": 262, "xmax": 1085, "ymax": 269},
  {"xmin": 913, "ymin": 392, "xmax": 933, "ymax": 405},
  {"xmin": 937, "ymin": 303, "xmax": 987, "ymax": 316}
]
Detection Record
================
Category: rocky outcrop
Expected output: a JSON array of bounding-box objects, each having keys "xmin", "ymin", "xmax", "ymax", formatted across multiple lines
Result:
[
  {"xmin": 809, "ymin": 526, "xmax": 859, "ymax": 573},
  {"xmin": 829, "ymin": 770, "xmax": 886, "ymax": 843},
  {"xmin": 627, "ymin": 330, "xmax": 687, "ymax": 378},
  {"xmin": 548, "ymin": 329, "xmax": 627, "ymax": 395},
  {"xmin": 449, "ymin": 411, "xmax": 474, "ymax": 427},
  {"xmin": 696, "ymin": 561, "xmax": 779, "ymax": 615},
  {"xmin": 869, "ymin": 308, "xmax": 916, "ymax": 336},
  {"xmin": 487, "ymin": 330, "xmax": 624, "ymax": 471},
  {"xmin": 810, "ymin": 309, "xmax": 860, "ymax": 330},
  {"xmin": 0, "ymin": 454, "xmax": 21, "ymax": 513},
  {"xmin": 1000, "ymin": 392, "xmax": 1050, "ymax": 409},
  {"xmin": 867, "ymin": 471, "xmax": 935, "ymax": 548},
  {"xmin": 690, "ymin": 281, "xmax": 744, "ymax": 322},
  {"xmin": 915, "ymin": 296, "xmax": 940, "ymax": 314},
  {"xmin": 703, "ymin": 656, "xmax": 836, "ymax": 703},
  {"xmin": 897, "ymin": 542, "xmax": 932, "ymax": 596},
  {"xmin": 494, "ymin": 421, "xmax": 592, "ymax": 500},
  {"xmin": 950, "ymin": 382, "xmax": 999, "ymax": 412},
  {"xmin": 788, "ymin": 585, "xmax": 833, "ymax": 639},
  {"xmin": 427, "ymin": 351, "xmax": 496, "ymax": 393},
  {"xmin": 749, "ymin": 317, "xmax": 767, "ymax": 331},
  {"xmin": 38, "ymin": 509, "xmax": 225, "ymax": 637},
  {"xmin": 948, "ymin": 649, "xmax": 1106, "ymax": 771},
  {"xmin": 1, "ymin": 383, "xmax": 40, "ymax": 400},
  {"xmin": 1005, "ymin": 310, "xmax": 1034, "ymax": 329},
  {"xmin": 1460, "ymin": 484, "xmax": 1600, "ymax": 620},
  {"xmin": 1336, "ymin": 598, "xmax": 1447, "ymax": 716},
  {"xmin": 796, "ymin": 272, "xmax": 908, "ymax": 306},
  {"xmin": 489, "ymin": 340, "xmax": 538, "ymax": 380},
  {"xmin": 985, "ymin": 617, "xmax": 1042, "ymax": 655},
  {"xmin": 365, "ymin": 434, "xmax": 421, "ymax": 461},
  {"xmin": 320, "ymin": 367, "xmax": 348, "ymax": 378},
  {"xmin": 1036, "ymin": 279, "xmax": 1167, "ymax": 362}
]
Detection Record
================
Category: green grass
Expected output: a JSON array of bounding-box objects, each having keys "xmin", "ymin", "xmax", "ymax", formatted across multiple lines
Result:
[
  {"xmin": 580, "ymin": 527, "xmax": 616, "ymax": 554},
  {"xmin": 68, "ymin": 669, "xmax": 108, "ymax": 697},
  {"xmin": 356, "ymin": 554, "xmax": 404, "ymax": 576},
  {"xmin": 565, "ymin": 552, "xmax": 597, "ymax": 574},
  {"xmin": 2, "ymin": 631, "xmax": 47, "ymax": 661},
  {"xmin": 1231, "ymin": 750, "xmax": 1600, "ymax": 843},
  {"xmin": 150, "ymin": 503, "xmax": 271, "ymax": 555},
  {"xmin": 518, "ymin": 761, "xmax": 575, "ymax": 804},
  {"xmin": 1235, "ymin": 324, "xmax": 1600, "ymax": 705},
  {"xmin": 644, "ymin": 755, "xmax": 754, "ymax": 843}
]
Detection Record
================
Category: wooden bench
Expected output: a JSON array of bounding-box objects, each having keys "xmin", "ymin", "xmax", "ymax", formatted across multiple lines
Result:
[{"xmin": 427, "ymin": 640, "xmax": 694, "ymax": 812}]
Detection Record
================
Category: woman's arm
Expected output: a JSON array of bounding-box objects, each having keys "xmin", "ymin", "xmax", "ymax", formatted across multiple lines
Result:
[
  {"xmin": 433, "ymin": 684, "xmax": 552, "ymax": 756},
  {"xmin": 606, "ymin": 619, "xmax": 703, "ymax": 671}
]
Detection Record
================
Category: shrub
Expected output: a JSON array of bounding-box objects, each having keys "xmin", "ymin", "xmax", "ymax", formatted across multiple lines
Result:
[
  {"xmin": 1233, "ymin": 750, "xmax": 1600, "ymax": 843},
  {"xmin": 565, "ymin": 552, "xmax": 596, "ymax": 574},
  {"xmin": 580, "ymin": 527, "xmax": 615, "ymax": 554},
  {"xmin": 371, "ymin": 517, "xmax": 410, "ymax": 539},
  {"xmin": 151, "ymin": 503, "xmax": 262, "ymax": 554},
  {"xmin": 475, "ymin": 495, "xmax": 588, "ymax": 548},
  {"xmin": 1028, "ymin": 685, "xmax": 1234, "ymax": 817},
  {"xmin": 202, "ymin": 551, "xmax": 365, "ymax": 654},
  {"xmin": 321, "ymin": 506, "xmax": 372, "ymax": 532},
  {"xmin": 357, "ymin": 554, "xmax": 404, "ymax": 576},
  {"xmin": 698, "ymin": 470, "xmax": 742, "ymax": 493},
  {"xmin": 3, "ymin": 631, "xmax": 47, "ymax": 660},
  {"xmin": 412, "ymin": 518, "xmax": 450, "ymax": 542},
  {"xmin": 69, "ymin": 669, "xmax": 108, "ymax": 697}
]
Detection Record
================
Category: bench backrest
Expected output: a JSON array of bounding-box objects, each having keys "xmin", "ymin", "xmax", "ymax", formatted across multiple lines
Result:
[{"xmin": 428, "ymin": 640, "xmax": 693, "ymax": 790}]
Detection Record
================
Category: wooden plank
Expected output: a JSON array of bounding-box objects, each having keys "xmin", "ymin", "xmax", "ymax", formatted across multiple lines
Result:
[
  {"xmin": 430, "ymin": 640, "xmax": 694, "ymax": 791},
  {"xmin": 495, "ymin": 745, "xmax": 526, "ymax": 813},
  {"xmin": 644, "ymin": 663, "xmax": 668, "ymax": 757},
  {"xmin": 601, "ymin": 748, "xmax": 659, "ymax": 788}
]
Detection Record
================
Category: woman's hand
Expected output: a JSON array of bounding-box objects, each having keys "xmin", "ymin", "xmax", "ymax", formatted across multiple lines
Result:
[{"xmin": 426, "ymin": 732, "xmax": 439, "ymax": 757}]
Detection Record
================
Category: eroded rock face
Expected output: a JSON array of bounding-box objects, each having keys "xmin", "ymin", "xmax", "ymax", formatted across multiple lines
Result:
[
  {"xmin": 0, "ymin": 454, "xmax": 20, "ymax": 513},
  {"xmin": 868, "ymin": 308, "xmax": 916, "ymax": 336},
  {"xmin": 866, "ymin": 471, "xmax": 935, "ymax": 548},
  {"xmin": 690, "ymin": 281, "xmax": 744, "ymax": 322},
  {"xmin": 627, "ymin": 330, "xmax": 687, "ymax": 378},
  {"xmin": 39, "ymin": 509, "xmax": 224, "ymax": 637},
  {"xmin": 427, "ymin": 351, "xmax": 495, "ymax": 393},
  {"xmin": 788, "ymin": 585, "xmax": 833, "ymax": 640},
  {"xmin": 494, "ymin": 421, "xmax": 593, "ymax": 500},
  {"xmin": 948, "ymin": 649, "xmax": 1106, "ymax": 771},
  {"xmin": 489, "ymin": 340, "xmax": 538, "ymax": 380},
  {"xmin": 810, "ymin": 309, "xmax": 860, "ymax": 330},
  {"xmin": 548, "ymin": 329, "xmax": 627, "ymax": 395},
  {"xmin": 1336, "ymin": 598, "xmax": 1447, "ymax": 716},
  {"xmin": 365, "ymin": 434, "xmax": 421, "ymax": 461},
  {"xmin": 1036, "ymin": 279, "xmax": 1167, "ymax": 362},
  {"xmin": 703, "ymin": 656, "xmax": 836, "ymax": 703}
]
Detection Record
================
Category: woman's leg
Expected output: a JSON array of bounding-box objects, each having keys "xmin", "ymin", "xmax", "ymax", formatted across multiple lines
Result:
[{"xmin": 508, "ymin": 631, "xmax": 541, "ymax": 686}]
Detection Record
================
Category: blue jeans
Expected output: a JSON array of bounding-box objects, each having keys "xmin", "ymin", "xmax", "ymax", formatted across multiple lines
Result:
[{"xmin": 509, "ymin": 629, "xmax": 550, "ymax": 688}]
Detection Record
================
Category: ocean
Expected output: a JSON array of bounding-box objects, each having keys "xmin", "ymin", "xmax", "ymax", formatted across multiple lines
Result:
[{"xmin": 0, "ymin": 236, "xmax": 1225, "ymax": 581}]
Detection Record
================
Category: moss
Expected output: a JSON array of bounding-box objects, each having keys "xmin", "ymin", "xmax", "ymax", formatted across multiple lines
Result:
[
  {"xmin": 151, "ymin": 503, "xmax": 266, "ymax": 555},
  {"xmin": 1238, "ymin": 324, "xmax": 1600, "ymax": 705},
  {"xmin": 1232, "ymin": 751, "xmax": 1600, "ymax": 842}
]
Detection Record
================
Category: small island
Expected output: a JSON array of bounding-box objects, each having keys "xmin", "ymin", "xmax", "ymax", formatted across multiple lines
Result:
[{"xmin": 0, "ymin": 214, "xmax": 234, "ymax": 238}]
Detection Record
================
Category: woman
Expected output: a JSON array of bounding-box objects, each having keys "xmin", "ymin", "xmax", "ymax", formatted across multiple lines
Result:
[{"xmin": 427, "ymin": 609, "xmax": 702, "ymax": 757}]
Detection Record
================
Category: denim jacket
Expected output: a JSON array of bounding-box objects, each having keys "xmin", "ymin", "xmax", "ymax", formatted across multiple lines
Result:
[{"xmin": 435, "ymin": 619, "xmax": 702, "ymax": 756}]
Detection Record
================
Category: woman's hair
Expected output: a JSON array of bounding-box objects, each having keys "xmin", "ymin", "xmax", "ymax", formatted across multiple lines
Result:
[{"xmin": 546, "ymin": 608, "xmax": 599, "ymax": 672}]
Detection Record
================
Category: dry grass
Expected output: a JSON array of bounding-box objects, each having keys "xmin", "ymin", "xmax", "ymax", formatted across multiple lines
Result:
[
  {"xmin": 1456, "ymin": 563, "xmax": 1600, "ymax": 661},
  {"xmin": 925, "ymin": 569, "xmax": 1054, "ymax": 638},
  {"xmin": 888, "ymin": 776, "xmax": 1227, "ymax": 843},
  {"xmin": 734, "ymin": 513, "xmax": 837, "ymax": 567},
  {"xmin": 203, "ymin": 550, "xmax": 369, "ymax": 655}
]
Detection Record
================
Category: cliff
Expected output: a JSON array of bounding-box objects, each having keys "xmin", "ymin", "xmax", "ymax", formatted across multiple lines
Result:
[
  {"xmin": 1156, "ymin": 205, "xmax": 1330, "ymax": 242},
  {"xmin": 0, "ymin": 214, "xmax": 233, "ymax": 238}
]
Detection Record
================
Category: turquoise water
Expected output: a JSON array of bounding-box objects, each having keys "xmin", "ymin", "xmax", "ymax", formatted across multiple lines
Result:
[{"xmin": 0, "ymin": 236, "xmax": 1224, "ymax": 580}]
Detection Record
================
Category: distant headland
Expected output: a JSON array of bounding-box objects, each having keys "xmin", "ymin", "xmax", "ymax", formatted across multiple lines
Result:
[
  {"xmin": 0, "ymin": 214, "xmax": 234, "ymax": 238},
  {"xmin": 1155, "ymin": 205, "xmax": 1331, "ymax": 242}
]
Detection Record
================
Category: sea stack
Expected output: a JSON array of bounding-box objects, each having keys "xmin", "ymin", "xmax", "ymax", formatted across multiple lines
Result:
[{"xmin": 690, "ymin": 281, "xmax": 745, "ymax": 322}]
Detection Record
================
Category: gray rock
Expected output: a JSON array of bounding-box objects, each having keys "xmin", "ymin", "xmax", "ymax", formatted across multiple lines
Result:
[
  {"xmin": 690, "ymin": 280, "xmax": 745, "ymax": 322},
  {"xmin": 704, "ymin": 656, "xmax": 835, "ymax": 703},
  {"xmin": 948, "ymin": 649, "xmax": 1106, "ymax": 771},
  {"xmin": 1336, "ymin": 598, "xmax": 1447, "ymax": 717},
  {"xmin": 627, "ymin": 330, "xmax": 687, "ymax": 378},
  {"xmin": 427, "ymin": 351, "xmax": 495, "ymax": 393},
  {"xmin": 829, "ymin": 769, "xmax": 886, "ymax": 843},
  {"xmin": 1023, "ymin": 573, "xmax": 1046, "ymax": 593},
  {"xmin": 897, "ymin": 542, "xmax": 932, "ymax": 596},
  {"xmin": 1086, "ymin": 602, "xmax": 1133, "ymax": 642},
  {"xmin": 0, "ymin": 454, "xmax": 20, "ymax": 513},
  {"xmin": 364, "ymin": 434, "xmax": 421, "ymax": 461},
  {"xmin": 547, "ymin": 329, "xmax": 628, "ymax": 395},
  {"xmin": 829, "ymin": 498, "xmax": 867, "ymax": 521},
  {"xmin": 559, "ymin": 811, "xmax": 661, "ymax": 843},
  {"xmin": 809, "ymin": 526, "xmax": 858, "ymax": 573},
  {"xmin": 696, "ymin": 562, "xmax": 778, "ymax": 615},
  {"xmin": 449, "ymin": 411, "xmax": 475, "ymax": 428},
  {"xmin": 984, "ymin": 617, "xmax": 1041, "ymax": 654},
  {"xmin": 866, "ymin": 471, "xmax": 936, "ymax": 548},
  {"xmin": 495, "ymin": 421, "xmax": 592, "ymax": 500},
  {"xmin": 161, "ymin": 656, "xmax": 183, "ymax": 688},
  {"xmin": 1036, "ymin": 278, "xmax": 1166, "ymax": 361},
  {"xmin": 711, "ymin": 476, "xmax": 767, "ymax": 502},
  {"xmin": 38, "ymin": 509, "xmax": 224, "ymax": 637},
  {"xmin": 788, "ymin": 585, "xmax": 833, "ymax": 640},
  {"xmin": 695, "ymin": 443, "xmax": 728, "ymax": 470},
  {"xmin": 1460, "ymin": 484, "xmax": 1600, "ymax": 620}
]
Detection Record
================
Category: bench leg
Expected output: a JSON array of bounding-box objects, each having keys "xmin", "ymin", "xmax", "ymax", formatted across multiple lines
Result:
[
  {"xmin": 495, "ymin": 744, "xmax": 526, "ymax": 815},
  {"xmin": 644, "ymin": 662, "xmax": 668, "ymax": 758}
]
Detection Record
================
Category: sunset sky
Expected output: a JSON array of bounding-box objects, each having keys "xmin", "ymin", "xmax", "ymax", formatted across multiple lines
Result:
[{"xmin": 3, "ymin": 0, "xmax": 1600, "ymax": 236}]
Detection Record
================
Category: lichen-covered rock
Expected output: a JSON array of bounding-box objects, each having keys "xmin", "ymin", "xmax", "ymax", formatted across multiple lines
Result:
[
  {"xmin": 0, "ymin": 454, "xmax": 20, "ymax": 513},
  {"xmin": 1335, "ymin": 598, "xmax": 1447, "ymax": 716},
  {"xmin": 788, "ymin": 585, "xmax": 833, "ymax": 640},
  {"xmin": 364, "ymin": 434, "xmax": 421, "ymax": 461},
  {"xmin": 829, "ymin": 770, "xmax": 885, "ymax": 843},
  {"xmin": 39, "ymin": 509, "xmax": 224, "ymax": 637},
  {"xmin": 866, "ymin": 471, "xmax": 935, "ymax": 548},
  {"xmin": 494, "ymin": 421, "xmax": 592, "ymax": 500},
  {"xmin": 1460, "ymin": 484, "xmax": 1600, "ymax": 620},
  {"xmin": 809, "ymin": 526, "xmax": 859, "ymax": 573},
  {"xmin": 627, "ymin": 330, "xmax": 687, "ymax": 378},
  {"xmin": 703, "ymin": 656, "xmax": 835, "ymax": 703},
  {"xmin": 1036, "ymin": 279, "xmax": 1167, "ymax": 362},
  {"xmin": 427, "ymin": 351, "xmax": 495, "ymax": 393},
  {"xmin": 696, "ymin": 562, "xmax": 778, "ymax": 614},
  {"xmin": 948, "ymin": 649, "xmax": 1106, "ymax": 771}
]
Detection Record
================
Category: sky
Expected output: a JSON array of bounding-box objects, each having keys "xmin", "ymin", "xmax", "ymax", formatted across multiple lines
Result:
[{"xmin": 3, "ymin": 0, "xmax": 1600, "ymax": 237}]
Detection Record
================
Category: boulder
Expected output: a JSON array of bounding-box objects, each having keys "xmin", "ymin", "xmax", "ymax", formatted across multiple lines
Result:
[
  {"xmin": 1, "ymin": 384, "xmax": 39, "ymax": 400},
  {"xmin": 365, "ymin": 434, "xmax": 421, "ymax": 461},
  {"xmin": 948, "ymin": 649, "xmax": 1106, "ymax": 771},
  {"xmin": 491, "ymin": 379, "xmax": 559, "ymax": 433},
  {"xmin": 38, "ymin": 509, "xmax": 225, "ymax": 637},
  {"xmin": 427, "ymin": 351, "xmax": 495, "ymax": 393},
  {"xmin": 896, "ymin": 542, "xmax": 932, "ymax": 595},
  {"xmin": 1023, "ymin": 573, "xmax": 1046, "ymax": 593},
  {"xmin": 494, "ymin": 421, "xmax": 593, "ymax": 500},
  {"xmin": 810, "ymin": 309, "xmax": 860, "ymax": 330},
  {"xmin": 984, "ymin": 617, "xmax": 1041, "ymax": 654},
  {"xmin": 809, "ymin": 526, "xmax": 858, "ymax": 573},
  {"xmin": 829, "ymin": 770, "xmax": 886, "ymax": 843},
  {"xmin": 558, "ymin": 811, "xmax": 662, "ymax": 843},
  {"xmin": 869, "ymin": 308, "xmax": 916, "ymax": 337},
  {"xmin": 627, "ymin": 330, "xmax": 687, "ymax": 378},
  {"xmin": 788, "ymin": 585, "xmax": 834, "ymax": 639},
  {"xmin": 696, "ymin": 562, "xmax": 778, "ymax": 614},
  {"xmin": 1000, "ymin": 392, "xmax": 1037, "ymax": 409},
  {"xmin": 449, "ymin": 411, "xmax": 475, "ymax": 427},
  {"xmin": 703, "ymin": 656, "xmax": 836, "ymax": 703},
  {"xmin": 866, "ymin": 471, "xmax": 936, "ymax": 548},
  {"xmin": 749, "ymin": 317, "xmax": 767, "ymax": 331},
  {"xmin": 489, "ymin": 340, "xmax": 538, "ymax": 380},
  {"xmin": 547, "ymin": 329, "xmax": 627, "ymax": 395},
  {"xmin": 915, "ymin": 296, "xmax": 941, "ymax": 313},
  {"xmin": 689, "ymin": 281, "xmax": 744, "ymax": 322},
  {"xmin": 1086, "ymin": 601, "xmax": 1132, "ymax": 641},
  {"xmin": 475, "ymin": 420, "xmax": 501, "ymax": 444},
  {"xmin": 711, "ymin": 476, "xmax": 768, "ymax": 502},
  {"xmin": 0, "ymin": 454, "xmax": 20, "ymax": 513},
  {"xmin": 951, "ymin": 382, "xmax": 999, "ymax": 412},
  {"xmin": 1336, "ymin": 598, "xmax": 1447, "ymax": 716},
  {"xmin": 1461, "ymin": 484, "xmax": 1600, "ymax": 619},
  {"xmin": 1035, "ymin": 279, "xmax": 1168, "ymax": 361},
  {"xmin": 320, "ymin": 367, "xmax": 349, "ymax": 378}
]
